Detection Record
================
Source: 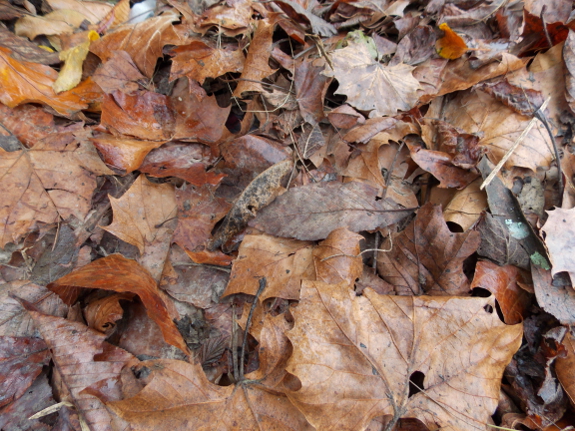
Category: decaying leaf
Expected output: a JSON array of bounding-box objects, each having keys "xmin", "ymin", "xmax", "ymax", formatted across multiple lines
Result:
[
  {"xmin": 286, "ymin": 280, "xmax": 523, "ymax": 430},
  {"xmin": 210, "ymin": 159, "xmax": 293, "ymax": 250},
  {"xmin": 377, "ymin": 202, "xmax": 480, "ymax": 295},
  {"xmin": 323, "ymin": 39, "xmax": 421, "ymax": 117},
  {"xmin": 251, "ymin": 180, "xmax": 415, "ymax": 241},
  {"xmin": 47, "ymin": 254, "xmax": 191, "ymax": 355}
]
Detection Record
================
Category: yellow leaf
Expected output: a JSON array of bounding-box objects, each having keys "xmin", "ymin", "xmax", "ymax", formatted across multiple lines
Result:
[{"xmin": 53, "ymin": 31, "xmax": 99, "ymax": 93}]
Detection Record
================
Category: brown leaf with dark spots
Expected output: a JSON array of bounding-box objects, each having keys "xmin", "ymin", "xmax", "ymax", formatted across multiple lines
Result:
[
  {"xmin": 471, "ymin": 260, "xmax": 531, "ymax": 325},
  {"xmin": 251, "ymin": 180, "xmax": 415, "ymax": 242},
  {"xmin": 101, "ymin": 91, "xmax": 175, "ymax": 141},
  {"xmin": 210, "ymin": 159, "xmax": 293, "ymax": 250},
  {"xmin": 19, "ymin": 302, "xmax": 135, "ymax": 431},
  {"xmin": 47, "ymin": 254, "xmax": 191, "ymax": 355},
  {"xmin": 171, "ymin": 78, "xmax": 231, "ymax": 147},
  {"xmin": 377, "ymin": 202, "xmax": 480, "ymax": 295},
  {"xmin": 286, "ymin": 281, "xmax": 523, "ymax": 430},
  {"xmin": 0, "ymin": 336, "xmax": 49, "ymax": 408},
  {"xmin": 92, "ymin": 50, "xmax": 146, "ymax": 94}
]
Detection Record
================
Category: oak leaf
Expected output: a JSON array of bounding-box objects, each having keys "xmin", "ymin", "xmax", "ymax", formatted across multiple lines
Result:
[
  {"xmin": 323, "ymin": 39, "xmax": 421, "ymax": 118},
  {"xmin": 377, "ymin": 203, "xmax": 480, "ymax": 295},
  {"xmin": 286, "ymin": 281, "xmax": 523, "ymax": 430},
  {"xmin": 541, "ymin": 207, "xmax": 575, "ymax": 285}
]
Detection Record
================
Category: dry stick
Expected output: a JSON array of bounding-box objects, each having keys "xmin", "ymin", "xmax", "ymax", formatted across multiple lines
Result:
[
  {"xmin": 239, "ymin": 277, "xmax": 267, "ymax": 381},
  {"xmin": 541, "ymin": 6, "xmax": 553, "ymax": 49},
  {"xmin": 480, "ymin": 97, "xmax": 550, "ymax": 190},
  {"xmin": 533, "ymin": 106, "xmax": 564, "ymax": 205},
  {"xmin": 321, "ymin": 240, "xmax": 394, "ymax": 262},
  {"xmin": 231, "ymin": 304, "xmax": 239, "ymax": 383}
]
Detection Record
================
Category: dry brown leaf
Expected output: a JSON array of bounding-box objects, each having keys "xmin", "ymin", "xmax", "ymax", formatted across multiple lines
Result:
[
  {"xmin": 101, "ymin": 175, "xmax": 177, "ymax": 279},
  {"xmin": 286, "ymin": 280, "xmax": 523, "ymax": 430},
  {"xmin": 541, "ymin": 207, "xmax": 575, "ymax": 286},
  {"xmin": 439, "ymin": 89, "xmax": 552, "ymax": 171},
  {"xmin": 0, "ymin": 25, "xmax": 60, "ymax": 64},
  {"xmin": 250, "ymin": 180, "xmax": 414, "ymax": 241},
  {"xmin": 169, "ymin": 40, "xmax": 244, "ymax": 84},
  {"xmin": 555, "ymin": 329, "xmax": 575, "ymax": 406},
  {"xmin": 323, "ymin": 39, "xmax": 421, "ymax": 117},
  {"xmin": 233, "ymin": 19, "xmax": 276, "ymax": 97},
  {"xmin": 377, "ymin": 202, "xmax": 480, "ymax": 295},
  {"xmin": 443, "ymin": 178, "xmax": 487, "ymax": 231},
  {"xmin": 90, "ymin": 14, "xmax": 184, "ymax": 78},
  {"xmin": 92, "ymin": 50, "xmax": 146, "ymax": 94},
  {"xmin": 20, "ymin": 303, "xmax": 135, "ymax": 430},
  {"xmin": 105, "ymin": 358, "xmax": 314, "ymax": 430},
  {"xmin": 84, "ymin": 293, "xmax": 135, "ymax": 335},
  {"xmin": 47, "ymin": 254, "xmax": 191, "ymax": 355},
  {"xmin": 224, "ymin": 234, "xmax": 314, "ymax": 301},
  {"xmin": 46, "ymin": 0, "xmax": 113, "ymax": 23},
  {"xmin": 312, "ymin": 227, "xmax": 363, "ymax": 285},
  {"xmin": 15, "ymin": 10, "xmax": 89, "ymax": 39},
  {"xmin": 0, "ymin": 127, "xmax": 112, "ymax": 248},
  {"xmin": 0, "ymin": 46, "xmax": 88, "ymax": 116}
]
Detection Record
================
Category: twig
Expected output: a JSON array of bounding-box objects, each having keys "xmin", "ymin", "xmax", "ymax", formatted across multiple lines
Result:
[
  {"xmin": 231, "ymin": 303, "xmax": 239, "ymax": 382},
  {"xmin": 321, "ymin": 242, "xmax": 394, "ymax": 262},
  {"xmin": 533, "ymin": 105, "xmax": 563, "ymax": 205},
  {"xmin": 480, "ymin": 97, "xmax": 550, "ymax": 190},
  {"xmin": 239, "ymin": 277, "xmax": 267, "ymax": 381},
  {"xmin": 540, "ymin": 6, "xmax": 553, "ymax": 49}
]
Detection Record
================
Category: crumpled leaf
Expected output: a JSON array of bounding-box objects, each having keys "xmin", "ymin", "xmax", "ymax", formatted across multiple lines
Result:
[
  {"xmin": 84, "ymin": 293, "xmax": 135, "ymax": 335},
  {"xmin": 90, "ymin": 14, "xmax": 184, "ymax": 78},
  {"xmin": 47, "ymin": 254, "xmax": 191, "ymax": 355},
  {"xmin": 323, "ymin": 40, "xmax": 421, "ymax": 117},
  {"xmin": 251, "ymin": 180, "xmax": 415, "ymax": 241},
  {"xmin": 286, "ymin": 280, "xmax": 523, "ymax": 430},
  {"xmin": 377, "ymin": 202, "xmax": 480, "ymax": 295},
  {"xmin": 15, "ymin": 10, "xmax": 90, "ymax": 39},
  {"xmin": 169, "ymin": 40, "xmax": 244, "ymax": 84},
  {"xmin": 0, "ymin": 46, "xmax": 88, "ymax": 116},
  {"xmin": 272, "ymin": 0, "xmax": 336, "ymax": 37},
  {"xmin": 541, "ymin": 207, "xmax": 575, "ymax": 286},
  {"xmin": 20, "ymin": 303, "xmax": 135, "ymax": 431}
]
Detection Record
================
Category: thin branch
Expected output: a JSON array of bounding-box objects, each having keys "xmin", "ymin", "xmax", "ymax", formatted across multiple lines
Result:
[{"xmin": 239, "ymin": 277, "xmax": 267, "ymax": 381}]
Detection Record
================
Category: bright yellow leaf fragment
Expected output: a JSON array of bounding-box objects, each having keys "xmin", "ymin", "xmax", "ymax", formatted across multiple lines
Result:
[{"xmin": 53, "ymin": 31, "xmax": 100, "ymax": 94}]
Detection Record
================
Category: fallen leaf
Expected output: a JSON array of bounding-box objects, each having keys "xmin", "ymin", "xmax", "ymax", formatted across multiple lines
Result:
[
  {"xmin": 90, "ymin": 14, "xmax": 184, "ymax": 78},
  {"xmin": 84, "ymin": 293, "xmax": 135, "ymax": 335},
  {"xmin": 272, "ymin": 0, "xmax": 336, "ymax": 37},
  {"xmin": 53, "ymin": 30, "xmax": 99, "ymax": 93},
  {"xmin": 555, "ymin": 329, "xmax": 575, "ymax": 406},
  {"xmin": 169, "ymin": 40, "xmax": 244, "ymax": 84},
  {"xmin": 0, "ymin": 46, "xmax": 88, "ymax": 116},
  {"xmin": 471, "ymin": 260, "xmax": 531, "ymax": 325},
  {"xmin": 0, "ymin": 336, "xmax": 49, "ymax": 408},
  {"xmin": 295, "ymin": 56, "xmax": 331, "ymax": 124},
  {"xmin": 20, "ymin": 302, "xmax": 135, "ymax": 430},
  {"xmin": 211, "ymin": 159, "xmax": 293, "ymax": 250},
  {"xmin": 0, "ymin": 25, "xmax": 59, "ymax": 64},
  {"xmin": 377, "ymin": 202, "xmax": 480, "ymax": 295},
  {"xmin": 251, "ymin": 180, "xmax": 415, "ymax": 241},
  {"xmin": 233, "ymin": 19, "xmax": 276, "ymax": 97},
  {"xmin": 101, "ymin": 175, "xmax": 177, "ymax": 279},
  {"xmin": 435, "ymin": 23, "xmax": 468, "ymax": 59},
  {"xmin": 541, "ymin": 207, "xmax": 575, "ymax": 285},
  {"xmin": 532, "ymin": 264, "xmax": 575, "ymax": 326},
  {"xmin": 409, "ymin": 146, "xmax": 479, "ymax": 189},
  {"xmin": 47, "ymin": 254, "xmax": 191, "ymax": 355},
  {"xmin": 323, "ymin": 39, "xmax": 421, "ymax": 117},
  {"xmin": 171, "ymin": 78, "xmax": 231, "ymax": 146},
  {"xmin": 312, "ymin": 227, "xmax": 363, "ymax": 285},
  {"xmin": 90, "ymin": 135, "xmax": 166, "ymax": 173},
  {"xmin": 443, "ymin": 178, "xmax": 487, "ymax": 230},
  {"xmin": 101, "ymin": 91, "xmax": 175, "ymax": 141},
  {"xmin": 224, "ymin": 234, "xmax": 314, "ymax": 301},
  {"xmin": 46, "ymin": 0, "xmax": 113, "ymax": 23},
  {"xmin": 92, "ymin": 50, "xmax": 146, "ymax": 94},
  {"xmin": 286, "ymin": 280, "xmax": 523, "ymax": 430},
  {"xmin": 15, "ymin": 10, "xmax": 89, "ymax": 39}
]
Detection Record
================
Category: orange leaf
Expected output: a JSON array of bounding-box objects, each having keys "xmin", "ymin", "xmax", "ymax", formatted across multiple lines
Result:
[
  {"xmin": 47, "ymin": 254, "xmax": 191, "ymax": 355},
  {"xmin": 435, "ymin": 23, "xmax": 468, "ymax": 60}
]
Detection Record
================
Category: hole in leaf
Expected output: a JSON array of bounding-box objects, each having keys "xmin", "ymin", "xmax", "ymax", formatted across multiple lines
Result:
[
  {"xmin": 484, "ymin": 304, "xmax": 494, "ymax": 314},
  {"xmin": 471, "ymin": 287, "xmax": 491, "ymax": 298},
  {"xmin": 446, "ymin": 221, "xmax": 463, "ymax": 233},
  {"xmin": 408, "ymin": 371, "xmax": 425, "ymax": 397}
]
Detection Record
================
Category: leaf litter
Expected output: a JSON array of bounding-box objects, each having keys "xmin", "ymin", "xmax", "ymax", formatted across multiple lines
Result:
[{"xmin": 2, "ymin": 1, "xmax": 575, "ymax": 430}]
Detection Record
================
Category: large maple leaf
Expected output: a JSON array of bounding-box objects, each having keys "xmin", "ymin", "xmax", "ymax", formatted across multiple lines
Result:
[
  {"xmin": 286, "ymin": 280, "xmax": 523, "ymax": 431},
  {"xmin": 323, "ymin": 40, "xmax": 421, "ymax": 118}
]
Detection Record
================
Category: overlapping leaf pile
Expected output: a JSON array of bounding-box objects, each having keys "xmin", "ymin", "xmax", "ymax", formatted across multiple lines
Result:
[{"xmin": 2, "ymin": 0, "xmax": 575, "ymax": 430}]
